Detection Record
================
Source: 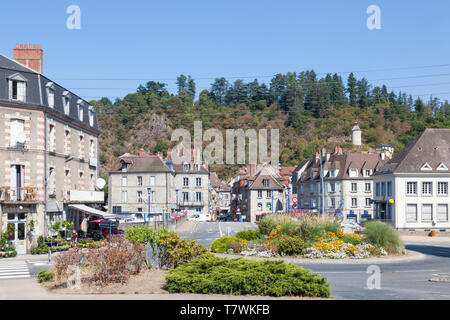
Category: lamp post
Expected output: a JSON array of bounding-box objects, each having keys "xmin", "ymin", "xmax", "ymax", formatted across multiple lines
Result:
[
  {"xmin": 147, "ymin": 187, "xmax": 151, "ymax": 225},
  {"xmin": 287, "ymin": 186, "xmax": 291, "ymax": 215},
  {"xmin": 176, "ymin": 189, "xmax": 179, "ymax": 214},
  {"xmin": 271, "ymin": 189, "xmax": 274, "ymax": 215}
]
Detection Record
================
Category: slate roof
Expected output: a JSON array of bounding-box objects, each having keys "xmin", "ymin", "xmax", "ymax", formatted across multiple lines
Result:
[
  {"xmin": 110, "ymin": 154, "xmax": 172, "ymax": 173},
  {"xmin": 300, "ymin": 152, "xmax": 385, "ymax": 181},
  {"xmin": 374, "ymin": 128, "xmax": 450, "ymax": 175},
  {"xmin": 172, "ymin": 163, "xmax": 209, "ymax": 174},
  {"xmin": 0, "ymin": 54, "xmax": 99, "ymax": 132}
]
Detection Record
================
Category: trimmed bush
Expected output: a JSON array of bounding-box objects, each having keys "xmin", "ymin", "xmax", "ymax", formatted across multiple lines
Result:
[
  {"xmin": 211, "ymin": 236, "xmax": 240, "ymax": 253},
  {"xmin": 235, "ymin": 230, "xmax": 263, "ymax": 241},
  {"xmin": 38, "ymin": 270, "xmax": 54, "ymax": 283},
  {"xmin": 166, "ymin": 253, "xmax": 330, "ymax": 297},
  {"xmin": 364, "ymin": 221, "xmax": 404, "ymax": 254}
]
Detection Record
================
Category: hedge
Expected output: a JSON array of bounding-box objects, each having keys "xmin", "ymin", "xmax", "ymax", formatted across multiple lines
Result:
[{"xmin": 165, "ymin": 254, "xmax": 330, "ymax": 297}]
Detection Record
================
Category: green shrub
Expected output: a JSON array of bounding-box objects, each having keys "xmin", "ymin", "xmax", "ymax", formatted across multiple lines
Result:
[
  {"xmin": 157, "ymin": 230, "xmax": 207, "ymax": 268},
  {"xmin": 278, "ymin": 236, "xmax": 308, "ymax": 256},
  {"xmin": 166, "ymin": 253, "xmax": 330, "ymax": 297},
  {"xmin": 235, "ymin": 229, "xmax": 263, "ymax": 241},
  {"xmin": 125, "ymin": 225, "xmax": 156, "ymax": 247},
  {"xmin": 38, "ymin": 270, "xmax": 54, "ymax": 283},
  {"xmin": 211, "ymin": 236, "xmax": 240, "ymax": 253},
  {"xmin": 364, "ymin": 221, "xmax": 404, "ymax": 254}
]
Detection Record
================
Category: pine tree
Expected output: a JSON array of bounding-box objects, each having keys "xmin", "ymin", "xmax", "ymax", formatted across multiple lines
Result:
[{"xmin": 347, "ymin": 73, "xmax": 357, "ymax": 107}]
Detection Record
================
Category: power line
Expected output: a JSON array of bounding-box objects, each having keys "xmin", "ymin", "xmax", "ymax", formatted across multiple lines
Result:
[{"xmin": 53, "ymin": 63, "xmax": 450, "ymax": 81}]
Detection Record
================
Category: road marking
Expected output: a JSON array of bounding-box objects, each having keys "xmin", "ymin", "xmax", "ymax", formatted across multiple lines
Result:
[
  {"xmin": 218, "ymin": 222, "xmax": 223, "ymax": 237},
  {"xmin": 0, "ymin": 261, "xmax": 30, "ymax": 280}
]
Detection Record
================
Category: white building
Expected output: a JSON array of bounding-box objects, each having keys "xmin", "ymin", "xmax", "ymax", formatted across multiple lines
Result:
[{"xmin": 372, "ymin": 128, "xmax": 450, "ymax": 231}]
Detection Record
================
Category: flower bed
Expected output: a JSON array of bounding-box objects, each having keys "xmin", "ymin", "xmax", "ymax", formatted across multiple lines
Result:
[{"xmin": 216, "ymin": 215, "xmax": 393, "ymax": 260}]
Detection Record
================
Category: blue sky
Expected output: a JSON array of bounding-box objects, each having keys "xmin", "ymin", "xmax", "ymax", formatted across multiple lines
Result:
[{"xmin": 1, "ymin": 0, "xmax": 450, "ymax": 102}]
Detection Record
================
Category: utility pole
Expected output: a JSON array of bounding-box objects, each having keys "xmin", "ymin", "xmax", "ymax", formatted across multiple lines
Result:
[{"xmin": 319, "ymin": 150, "xmax": 325, "ymax": 215}]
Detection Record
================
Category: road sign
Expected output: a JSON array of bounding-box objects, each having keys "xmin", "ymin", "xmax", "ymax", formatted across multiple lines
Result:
[
  {"xmin": 292, "ymin": 203, "xmax": 298, "ymax": 209},
  {"xmin": 292, "ymin": 196, "xmax": 298, "ymax": 203}
]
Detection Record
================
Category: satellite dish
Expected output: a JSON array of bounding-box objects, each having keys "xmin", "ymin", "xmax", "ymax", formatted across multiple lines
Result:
[{"xmin": 96, "ymin": 178, "xmax": 106, "ymax": 190}]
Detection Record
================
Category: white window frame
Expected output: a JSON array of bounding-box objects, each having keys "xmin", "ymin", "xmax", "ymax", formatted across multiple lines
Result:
[
  {"xmin": 437, "ymin": 182, "xmax": 448, "ymax": 196},
  {"xmin": 406, "ymin": 182, "xmax": 417, "ymax": 196},
  {"xmin": 406, "ymin": 204, "xmax": 418, "ymax": 222},
  {"xmin": 437, "ymin": 204, "xmax": 449, "ymax": 222},
  {"xmin": 422, "ymin": 182, "xmax": 432, "ymax": 196},
  {"xmin": 421, "ymin": 204, "xmax": 433, "ymax": 222}
]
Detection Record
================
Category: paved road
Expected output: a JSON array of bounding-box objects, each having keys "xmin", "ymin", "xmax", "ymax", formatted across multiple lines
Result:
[
  {"xmin": 295, "ymin": 241, "xmax": 450, "ymax": 300},
  {"xmin": 178, "ymin": 221, "xmax": 258, "ymax": 246},
  {"xmin": 180, "ymin": 223, "xmax": 450, "ymax": 299}
]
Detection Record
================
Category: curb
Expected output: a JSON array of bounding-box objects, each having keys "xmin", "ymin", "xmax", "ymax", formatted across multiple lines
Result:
[{"xmin": 215, "ymin": 249, "xmax": 427, "ymax": 265}]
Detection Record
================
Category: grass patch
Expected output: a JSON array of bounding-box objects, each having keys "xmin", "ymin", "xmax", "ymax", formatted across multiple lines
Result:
[{"xmin": 364, "ymin": 221, "xmax": 404, "ymax": 254}]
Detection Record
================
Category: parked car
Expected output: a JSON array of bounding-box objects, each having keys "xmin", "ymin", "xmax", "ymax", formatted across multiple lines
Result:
[
  {"xmin": 340, "ymin": 221, "xmax": 361, "ymax": 230},
  {"xmin": 189, "ymin": 213, "xmax": 211, "ymax": 222}
]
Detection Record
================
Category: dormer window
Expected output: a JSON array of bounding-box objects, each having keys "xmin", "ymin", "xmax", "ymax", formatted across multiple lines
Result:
[
  {"xmin": 363, "ymin": 169, "xmax": 372, "ymax": 177},
  {"xmin": 195, "ymin": 163, "xmax": 201, "ymax": 171},
  {"xmin": 62, "ymin": 91, "xmax": 71, "ymax": 115},
  {"xmin": 349, "ymin": 168, "xmax": 358, "ymax": 178},
  {"xmin": 263, "ymin": 179, "xmax": 269, "ymax": 188},
  {"xmin": 8, "ymin": 74, "xmax": 27, "ymax": 102},
  {"xmin": 77, "ymin": 100, "xmax": 84, "ymax": 121},
  {"xmin": 421, "ymin": 163, "xmax": 432, "ymax": 171},
  {"xmin": 183, "ymin": 163, "xmax": 189, "ymax": 171},
  {"xmin": 46, "ymin": 82, "xmax": 55, "ymax": 108},
  {"xmin": 88, "ymin": 106, "xmax": 95, "ymax": 126},
  {"xmin": 437, "ymin": 163, "xmax": 448, "ymax": 171}
]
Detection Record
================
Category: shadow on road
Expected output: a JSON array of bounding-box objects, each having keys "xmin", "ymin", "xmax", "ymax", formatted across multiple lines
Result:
[{"xmin": 406, "ymin": 244, "xmax": 450, "ymax": 258}]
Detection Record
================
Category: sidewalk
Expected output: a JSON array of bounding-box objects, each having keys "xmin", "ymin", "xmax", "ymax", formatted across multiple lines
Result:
[
  {"xmin": 0, "ymin": 278, "xmax": 314, "ymax": 300},
  {"xmin": 401, "ymin": 235, "xmax": 450, "ymax": 243}
]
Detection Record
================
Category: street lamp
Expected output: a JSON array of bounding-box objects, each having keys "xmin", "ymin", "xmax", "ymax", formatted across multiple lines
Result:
[
  {"xmin": 176, "ymin": 189, "xmax": 179, "ymax": 214},
  {"xmin": 147, "ymin": 187, "xmax": 151, "ymax": 225},
  {"xmin": 287, "ymin": 186, "xmax": 291, "ymax": 215},
  {"xmin": 271, "ymin": 188, "xmax": 274, "ymax": 215}
]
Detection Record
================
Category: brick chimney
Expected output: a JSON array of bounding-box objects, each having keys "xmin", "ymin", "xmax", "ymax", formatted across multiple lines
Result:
[
  {"xmin": 139, "ymin": 148, "xmax": 145, "ymax": 157},
  {"xmin": 13, "ymin": 44, "xmax": 43, "ymax": 74}
]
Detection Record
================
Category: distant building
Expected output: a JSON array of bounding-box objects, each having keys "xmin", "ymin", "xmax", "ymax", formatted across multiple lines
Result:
[
  {"xmin": 373, "ymin": 128, "xmax": 450, "ymax": 231},
  {"xmin": 232, "ymin": 163, "xmax": 286, "ymax": 222},
  {"xmin": 108, "ymin": 150, "xmax": 176, "ymax": 222},
  {"xmin": 0, "ymin": 45, "xmax": 103, "ymax": 254},
  {"xmin": 296, "ymin": 148, "xmax": 385, "ymax": 222},
  {"xmin": 209, "ymin": 172, "xmax": 231, "ymax": 219},
  {"xmin": 352, "ymin": 122, "xmax": 362, "ymax": 146}
]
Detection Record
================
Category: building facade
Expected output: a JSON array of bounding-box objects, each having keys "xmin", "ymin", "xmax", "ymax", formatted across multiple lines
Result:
[
  {"xmin": 296, "ymin": 148, "xmax": 385, "ymax": 222},
  {"xmin": 209, "ymin": 172, "xmax": 231, "ymax": 220},
  {"xmin": 173, "ymin": 162, "xmax": 210, "ymax": 217},
  {"xmin": 108, "ymin": 151, "xmax": 176, "ymax": 221},
  {"xmin": 373, "ymin": 129, "xmax": 450, "ymax": 231},
  {"xmin": 232, "ymin": 164, "xmax": 286, "ymax": 222},
  {"xmin": 0, "ymin": 45, "xmax": 103, "ymax": 254}
]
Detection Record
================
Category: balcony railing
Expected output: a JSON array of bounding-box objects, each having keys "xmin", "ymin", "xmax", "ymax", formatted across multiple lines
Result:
[{"xmin": 0, "ymin": 186, "xmax": 39, "ymax": 202}]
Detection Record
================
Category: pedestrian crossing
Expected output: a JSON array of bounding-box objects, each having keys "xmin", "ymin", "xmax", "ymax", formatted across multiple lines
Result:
[{"xmin": 0, "ymin": 261, "xmax": 30, "ymax": 280}]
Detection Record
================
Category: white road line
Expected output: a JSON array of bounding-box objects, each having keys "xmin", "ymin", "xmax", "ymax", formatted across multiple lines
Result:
[
  {"xmin": 218, "ymin": 222, "xmax": 223, "ymax": 237},
  {"xmin": 0, "ymin": 261, "xmax": 30, "ymax": 280}
]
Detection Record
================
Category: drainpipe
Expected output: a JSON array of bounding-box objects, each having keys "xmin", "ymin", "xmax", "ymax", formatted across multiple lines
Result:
[{"xmin": 44, "ymin": 111, "xmax": 48, "ymax": 238}]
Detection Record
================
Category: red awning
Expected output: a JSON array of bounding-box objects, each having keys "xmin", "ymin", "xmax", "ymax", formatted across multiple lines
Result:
[{"xmin": 88, "ymin": 219, "xmax": 104, "ymax": 223}]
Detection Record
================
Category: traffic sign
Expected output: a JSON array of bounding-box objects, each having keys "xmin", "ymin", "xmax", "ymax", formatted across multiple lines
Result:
[
  {"xmin": 292, "ymin": 196, "xmax": 298, "ymax": 203},
  {"xmin": 292, "ymin": 203, "xmax": 298, "ymax": 209}
]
